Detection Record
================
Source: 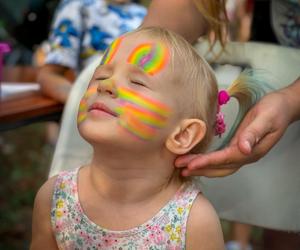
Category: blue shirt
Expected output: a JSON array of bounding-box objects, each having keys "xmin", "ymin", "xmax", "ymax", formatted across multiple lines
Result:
[
  {"xmin": 271, "ymin": 0, "xmax": 300, "ymax": 48},
  {"xmin": 46, "ymin": 0, "xmax": 146, "ymax": 70}
]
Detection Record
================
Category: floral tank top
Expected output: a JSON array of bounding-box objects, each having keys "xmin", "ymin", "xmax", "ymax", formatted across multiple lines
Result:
[{"xmin": 51, "ymin": 168, "xmax": 201, "ymax": 249}]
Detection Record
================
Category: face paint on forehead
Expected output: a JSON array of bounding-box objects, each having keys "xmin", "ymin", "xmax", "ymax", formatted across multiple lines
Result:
[
  {"xmin": 127, "ymin": 42, "xmax": 170, "ymax": 75},
  {"xmin": 100, "ymin": 36, "xmax": 123, "ymax": 65}
]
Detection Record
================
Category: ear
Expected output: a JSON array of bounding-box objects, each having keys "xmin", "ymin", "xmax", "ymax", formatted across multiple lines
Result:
[{"xmin": 165, "ymin": 119, "xmax": 206, "ymax": 155}]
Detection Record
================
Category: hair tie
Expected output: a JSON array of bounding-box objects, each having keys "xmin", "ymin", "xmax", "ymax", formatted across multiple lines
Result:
[
  {"xmin": 218, "ymin": 90, "xmax": 230, "ymax": 105},
  {"xmin": 215, "ymin": 90, "xmax": 230, "ymax": 137}
]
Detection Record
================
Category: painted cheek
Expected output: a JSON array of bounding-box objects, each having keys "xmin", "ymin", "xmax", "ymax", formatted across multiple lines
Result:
[
  {"xmin": 84, "ymin": 85, "xmax": 98, "ymax": 98},
  {"xmin": 118, "ymin": 111, "xmax": 157, "ymax": 140},
  {"xmin": 77, "ymin": 85, "xmax": 98, "ymax": 124},
  {"xmin": 115, "ymin": 87, "xmax": 171, "ymax": 140},
  {"xmin": 77, "ymin": 99, "xmax": 88, "ymax": 124}
]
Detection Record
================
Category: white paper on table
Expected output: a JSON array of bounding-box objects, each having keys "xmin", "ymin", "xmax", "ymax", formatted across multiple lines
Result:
[{"xmin": 0, "ymin": 82, "xmax": 40, "ymax": 99}]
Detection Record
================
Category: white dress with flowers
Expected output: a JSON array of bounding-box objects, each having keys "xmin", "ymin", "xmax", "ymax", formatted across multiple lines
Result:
[{"xmin": 51, "ymin": 168, "xmax": 201, "ymax": 249}]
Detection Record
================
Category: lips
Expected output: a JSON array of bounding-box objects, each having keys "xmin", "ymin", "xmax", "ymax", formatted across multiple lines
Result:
[{"xmin": 88, "ymin": 102, "xmax": 117, "ymax": 117}]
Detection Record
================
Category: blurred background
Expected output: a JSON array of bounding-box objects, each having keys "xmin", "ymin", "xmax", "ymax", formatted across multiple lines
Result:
[
  {"xmin": 0, "ymin": 0, "xmax": 299, "ymax": 249},
  {"xmin": 1, "ymin": 1, "xmax": 59, "ymax": 248},
  {"xmin": 0, "ymin": 0, "xmax": 59, "ymax": 65}
]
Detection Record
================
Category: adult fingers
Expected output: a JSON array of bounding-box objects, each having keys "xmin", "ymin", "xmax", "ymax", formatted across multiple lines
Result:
[
  {"xmin": 241, "ymin": 129, "xmax": 285, "ymax": 162},
  {"xmin": 181, "ymin": 166, "xmax": 239, "ymax": 178},
  {"xmin": 237, "ymin": 114, "xmax": 274, "ymax": 155},
  {"xmin": 175, "ymin": 154, "xmax": 203, "ymax": 168},
  {"xmin": 186, "ymin": 145, "xmax": 247, "ymax": 170}
]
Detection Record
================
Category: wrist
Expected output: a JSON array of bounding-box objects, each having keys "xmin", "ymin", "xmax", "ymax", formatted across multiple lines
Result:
[
  {"xmin": 279, "ymin": 77, "xmax": 300, "ymax": 123},
  {"xmin": 57, "ymin": 83, "xmax": 72, "ymax": 103}
]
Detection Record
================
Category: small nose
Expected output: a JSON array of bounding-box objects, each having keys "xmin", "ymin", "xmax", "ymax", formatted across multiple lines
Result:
[{"xmin": 97, "ymin": 79, "xmax": 117, "ymax": 97}]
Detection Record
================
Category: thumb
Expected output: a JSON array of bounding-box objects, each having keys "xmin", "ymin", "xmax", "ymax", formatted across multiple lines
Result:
[{"xmin": 238, "ymin": 117, "xmax": 271, "ymax": 155}]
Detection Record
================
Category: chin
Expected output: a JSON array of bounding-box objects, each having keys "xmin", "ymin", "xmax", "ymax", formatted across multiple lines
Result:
[
  {"xmin": 78, "ymin": 119, "xmax": 116, "ymax": 145},
  {"xmin": 79, "ymin": 123, "xmax": 158, "ymax": 153}
]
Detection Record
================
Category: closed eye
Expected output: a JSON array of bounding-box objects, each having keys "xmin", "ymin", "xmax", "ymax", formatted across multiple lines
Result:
[
  {"xmin": 95, "ymin": 76, "xmax": 109, "ymax": 81},
  {"xmin": 131, "ymin": 80, "xmax": 146, "ymax": 87},
  {"xmin": 93, "ymin": 64, "xmax": 113, "ymax": 81}
]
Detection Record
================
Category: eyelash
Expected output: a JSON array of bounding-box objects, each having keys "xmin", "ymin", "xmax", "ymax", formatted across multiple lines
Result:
[
  {"xmin": 131, "ymin": 81, "xmax": 146, "ymax": 87},
  {"xmin": 94, "ymin": 77, "xmax": 147, "ymax": 88},
  {"xmin": 95, "ymin": 77, "xmax": 108, "ymax": 81}
]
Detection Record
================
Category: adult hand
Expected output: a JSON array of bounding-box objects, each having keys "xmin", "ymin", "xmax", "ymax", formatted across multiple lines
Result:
[
  {"xmin": 175, "ymin": 81, "xmax": 300, "ymax": 177},
  {"xmin": 38, "ymin": 64, "xmax": 75, "ymax": 104}
]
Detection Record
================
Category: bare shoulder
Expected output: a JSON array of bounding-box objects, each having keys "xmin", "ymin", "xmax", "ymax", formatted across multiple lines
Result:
[
  {"xmin": 186, "ymin": 193, "xmax": 225, "ymax": 250},
  {"xmin": 39, "ymin": 175, "xmax": 58, "ymax": 197},
  {"xmin": 33, "ymin": 175, "xmax": 58, "ymax": 212},
  {"xmin": 30, "ymin": 176, "xmax": 58, "ymax": 250}
]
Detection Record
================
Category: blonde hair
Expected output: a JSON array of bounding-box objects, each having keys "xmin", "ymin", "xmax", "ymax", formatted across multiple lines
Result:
[
  {"xmin": 220, "ymin": 69, "xmax": 274, "ymax": 148},
  {"xmin": 126, "ymin": 27, "xmax": 272, "ymax": 152},
  {"xmin": 192, "ymin": 0, "xmax": 229, "ymax": 48}
]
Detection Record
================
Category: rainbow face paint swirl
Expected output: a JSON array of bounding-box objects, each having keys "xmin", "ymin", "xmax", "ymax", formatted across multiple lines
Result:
[
  {"xmin": 115, "ymin": 86, "xmax": 171, "ymax": 140},
  {"xmin": 127, "ymin": 43, "xmax": 170, "ymax": 75},
  {"xmin": 100, "ymin": 37, "xmax": 123, "ymax": 65}
]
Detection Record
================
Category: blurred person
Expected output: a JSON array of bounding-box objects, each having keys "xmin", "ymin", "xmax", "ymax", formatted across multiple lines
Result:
[
  {"xmin": 231, "ymin": 0, "xmax": 254, "ymax": 42},
  {"xmin": 38, "ymin": 0, "xmax": 146, "ymax": 104},
  {"xmin": 226, "ymin": 223, "xmax": 253, "ymax": 250}
]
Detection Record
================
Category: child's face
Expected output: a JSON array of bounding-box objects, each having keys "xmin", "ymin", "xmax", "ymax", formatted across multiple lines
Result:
[{"xmin": 78, "ymin": 33, "xmax": 181, "ymax": 150}]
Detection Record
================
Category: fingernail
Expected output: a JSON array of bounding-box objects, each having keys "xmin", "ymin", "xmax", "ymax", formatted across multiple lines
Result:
[
  {"xmin": 244, "ymin": 140, "xmax": 252, "ymax": 153},
  {"xmin": 175, "ymin": 163, "xmax": 183, "ymax": 168},
  {"xmin": 181, "ymin": 169, "xmax": 189, "ymax": 176},
  {"xmin": 175, "ymin": 160, "xmax": 185, "ymax": 168}
]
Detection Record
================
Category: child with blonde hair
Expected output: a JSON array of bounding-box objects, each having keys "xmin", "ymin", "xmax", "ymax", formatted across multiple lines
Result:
[{"xmin": 31, "ymin": 27, "xmax": 268, "ymax": 249}]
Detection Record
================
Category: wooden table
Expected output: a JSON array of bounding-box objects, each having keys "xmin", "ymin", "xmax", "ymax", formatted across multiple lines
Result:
[{"xmin": 0, "ymin": 66, "xmax": 63, "ymax": 131}]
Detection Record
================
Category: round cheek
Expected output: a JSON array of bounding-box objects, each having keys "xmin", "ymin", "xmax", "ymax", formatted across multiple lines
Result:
[
  {"xmin": 85, "ymin": 85, "xmax": 98, "ymax": 98},
  {"xmin": 77, "ymin": 98, "xmax": 88, "ymax": 124},
  {"xmin": 118, "ymin": 112, "xmax": 158, "ymax": 141},
  {"xmin": 77, "ymin": 85, "xmax": 98, "ymax": 124},
  {"xmin": 115, "ymin": 102, "xmax": 172, "ymax": 141}
]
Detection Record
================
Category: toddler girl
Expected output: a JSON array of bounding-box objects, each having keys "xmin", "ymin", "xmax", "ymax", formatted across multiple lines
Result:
[{"xmin": 31, "ymin": 27, "xmax": 267, "ymax": 249}]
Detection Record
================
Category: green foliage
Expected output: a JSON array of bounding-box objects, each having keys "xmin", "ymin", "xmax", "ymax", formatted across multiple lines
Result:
[{"xmin": 0, "ymin": 123, "xmax": 53, "ymax": 249}]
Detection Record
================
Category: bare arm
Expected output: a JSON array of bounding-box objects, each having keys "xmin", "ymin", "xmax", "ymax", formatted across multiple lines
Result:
[
  {"xmin": 38, "ymin": 64, "xmax": 76, "ymax": 104},
  {"xmin": 281, "ymin": 77, "xmax": 300, "ymax": 122},
  {"xmin": 176, "ymin": 77, "xmax": 300, "ymax": 177},
  {"xmin": 30, "ymin": 177, "xmax": 58, "ymax": 250},
  {"xmin": 186, "ymin": 194, "xmax": 224, "ymax": 249},
  {"xmin": 142, "ymin": 0, "xmax": 208, "ymax": 43}
]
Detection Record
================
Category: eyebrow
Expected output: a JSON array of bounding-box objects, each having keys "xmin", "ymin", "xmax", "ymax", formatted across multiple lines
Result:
[
  {"xmin": 96, "ymin": 63, "xmax": 113, "ymax": 71},
  {"xmin": 129, "ymin": 64, "xmax": 149, "ymax": 76},
  {"xmin": 128, "ymin": 64, "xmax": 151, "ymax": 84},
  {"xmin": 94, "ymin": 64, "xmax": 113, "ymax": 76}
]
